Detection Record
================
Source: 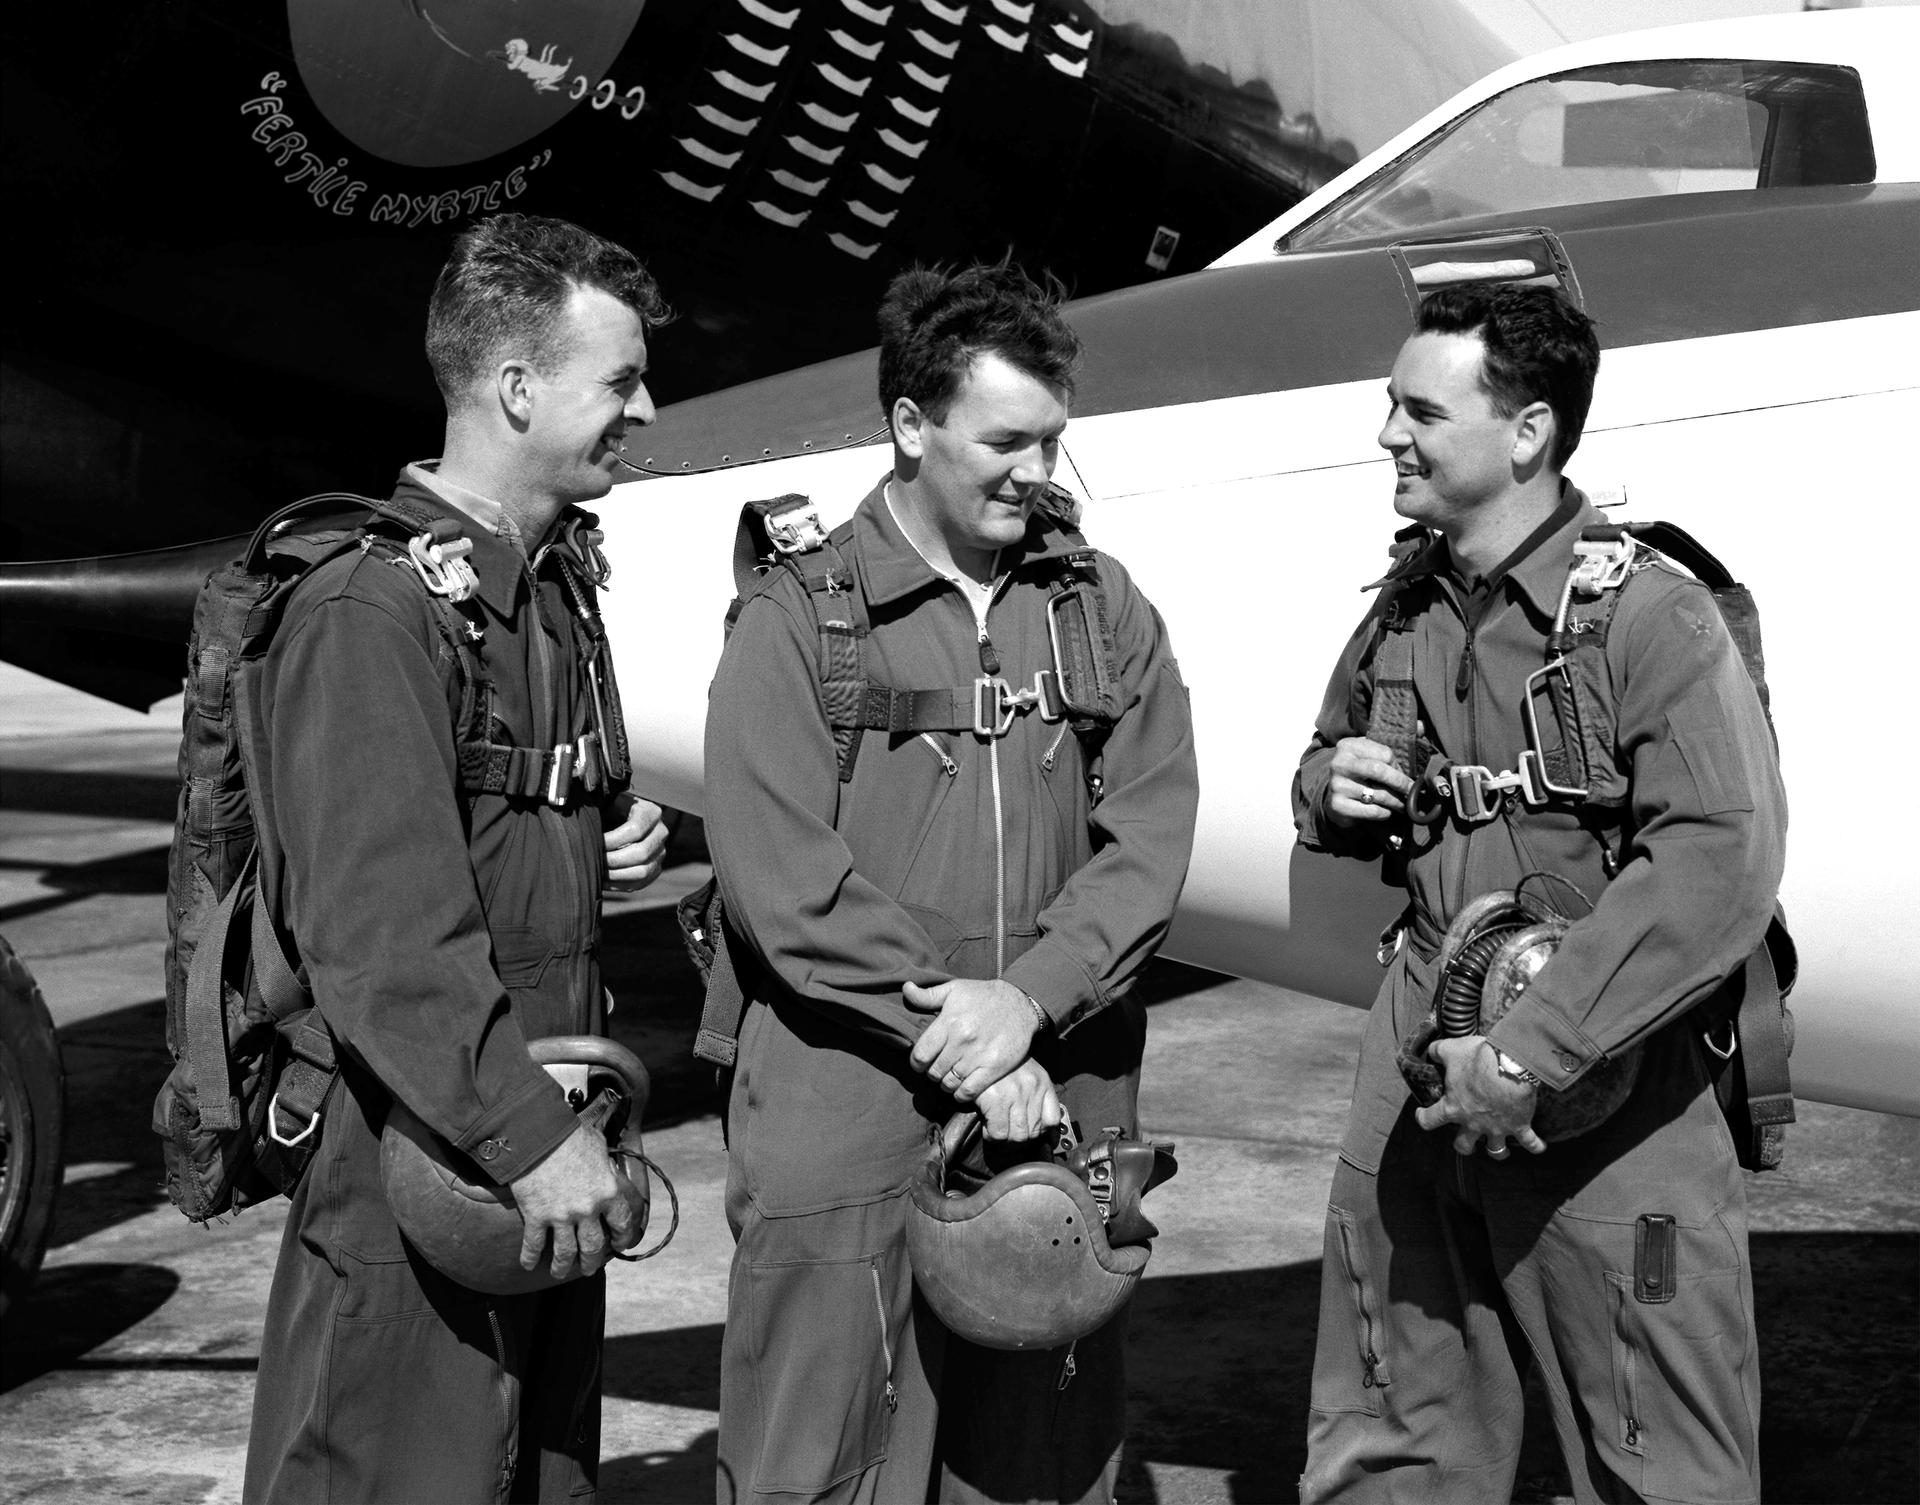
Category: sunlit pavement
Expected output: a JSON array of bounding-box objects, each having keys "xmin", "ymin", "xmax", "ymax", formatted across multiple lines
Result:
[{"xmin": 2, "ymin": 702, "xmax": 1915, "ymax": 1503}]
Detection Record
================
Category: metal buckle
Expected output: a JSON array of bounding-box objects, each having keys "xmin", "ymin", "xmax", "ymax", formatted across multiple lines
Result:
[
  {"xmin": 1033, "ymin": 669, "xmax": 1066, "ymax": 723},
  {"xmin": 1446, "ymin": 763, "xmax": 1529, "ymax": 823},
  {"xmin": 974, "ymin": 677, "xmax": 1013, "ymax": 737},
  {"xmin": 973, "ymin": 674, "xmax": 1057, "ymax": 737},
  {"xmin": 572, "ymin": 731, "xmax": 602, "ymax": 792},
  {"xmin": 1522, "ymin": 658, "xmax": 1592, "ymax": 799},
  {"xmin": 407, "ymin": 533, "xmax": 480, "ymax": 602},
  {"xmin": 764, "ymin": 507, "xmax": 829, "ymax": 555},
  {"xmin": 266, "ymin": 1091, "xmax": 322, "ymax": 1148},
  {"xmin": 546, "ymin": 742, "xmax": 574, "ymax": 805},
  {"xmin": 1701, "ymin": 1017, "xmax": 1739, "ymax": 1061},
  {"xmin": 575, "ymin": 526, "xmax": 612, "ymax": 586},
  {"xmin": 1570, "ymin": 534, "xmax": 1636, "ymax": 596},
  {"xmin": 1515, "ymin": 750, "xmax": 1550, "ymax": 806}
]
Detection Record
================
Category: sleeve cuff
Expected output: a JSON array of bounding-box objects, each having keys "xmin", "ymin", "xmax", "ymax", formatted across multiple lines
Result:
[
  {"xmin": 456, "ymin": 1075, "xmax": 581, "ymax": 1186},
  {"xmin": 1484, "ymin": 994, "xmax": 1607, "ymax": 1091},
  {"xmin": 1004, "ymin": 941, "xmax": 1104, "ymax": 1037}
]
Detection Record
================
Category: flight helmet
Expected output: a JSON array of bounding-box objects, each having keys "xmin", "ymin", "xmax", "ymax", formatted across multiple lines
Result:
[
  {"xmin": 906, "ymin": 1111, "xmax": 1176, "ymax": 1350},
  {"xmin": 1399, "ymin": 886, "xmax": 1640, "ymax": 1140},
  {"xmin": 380, "ymin": 1035, "xmax": 670, "ymax": 1294}
]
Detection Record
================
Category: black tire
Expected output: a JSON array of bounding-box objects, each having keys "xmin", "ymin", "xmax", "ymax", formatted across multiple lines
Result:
[{"xmin": 0, "ymin": 935, "xmax": 64, "ymax": 1321}]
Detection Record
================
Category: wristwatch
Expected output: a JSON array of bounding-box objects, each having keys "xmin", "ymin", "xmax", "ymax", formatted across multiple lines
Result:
[{"xmin": 1489, "ymin": 1045, "xmax": 1540, "ymax": 1088}]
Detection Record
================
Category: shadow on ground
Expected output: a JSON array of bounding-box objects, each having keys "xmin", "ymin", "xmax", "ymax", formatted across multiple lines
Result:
[
  {"xmin": 0, "ymin": 767, "xmax": 179, "ymax": 821},
  {"xmin": 592, "ymin": 1235, "xmax": 1918, "ymax": 1504}
]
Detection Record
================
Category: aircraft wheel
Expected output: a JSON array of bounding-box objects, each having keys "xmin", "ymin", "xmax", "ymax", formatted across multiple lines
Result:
[{"xmin": 0, "ymin": 935, "xmax": 64, "ymax": 1321}]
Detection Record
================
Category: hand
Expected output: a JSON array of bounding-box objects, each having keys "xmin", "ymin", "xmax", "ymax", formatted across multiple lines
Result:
[
  {"xmin": 1325, "ymin": 735, "xmax": 1415, "ymax": 827},
  {"xmin": 604, "ymin": 792, "xmax": 668, "ymax": 892},
  {"xmin": 975, "ymin": 1059, "xmax": 1064, "ymax": 1142},
  {"xmin": 905, "ymin": 978, "xmax": 1039, "ymax": 1099},
  {"xmin": 508, "ymin": 1121, "xmax": 644, "ymax": 1281},
  {"xmin": 1414, "ymin": 1036, "xmax": 1548, "ymax": 1160}
]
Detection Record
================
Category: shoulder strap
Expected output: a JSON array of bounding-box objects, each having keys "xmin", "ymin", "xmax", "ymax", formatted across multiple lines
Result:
[
  {"xmin": 1614, "ymin": 520, "xmax": 1772, "ymax": 730},
  {"xmin": 1363, "ymin": 526, "xmax": 1439, "ymax": 780},
  {"xmin": 1040, "ymin": 538, "xmax": 1123, "ymax": 732}
]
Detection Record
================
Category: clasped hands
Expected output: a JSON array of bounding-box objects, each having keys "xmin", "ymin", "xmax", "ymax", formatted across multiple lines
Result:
[{"xmin": 906, "ymin": 978, "xmax": 1063, "ymax": 1144}]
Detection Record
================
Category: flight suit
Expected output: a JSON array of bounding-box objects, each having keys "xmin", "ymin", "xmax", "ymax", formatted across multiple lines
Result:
[
  {"xmin": 243, "ymin": 469, "xmax": 621, "ymax": 1504},
  {"xmin": 704, "ymin": 480, "xmax": 1198, "ymax": 1503},
  {"xmin": 1292, "ymin": 487, "xmax": 1786, "ymax": 1504}
]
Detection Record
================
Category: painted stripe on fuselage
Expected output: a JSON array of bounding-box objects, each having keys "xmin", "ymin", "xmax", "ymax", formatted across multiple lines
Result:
[{"xmin": 629, "ymin": 184, "xmax": 1920, "ymax": 477}]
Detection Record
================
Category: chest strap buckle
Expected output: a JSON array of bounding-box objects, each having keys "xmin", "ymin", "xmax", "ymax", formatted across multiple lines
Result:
[
  {"xmin": 973, "ymin": 671, "xmax": 1067, "ymax": 738},
  {"xmin": 1440, "ymin": 760, "xmax": 1546, "ymax": 822}
]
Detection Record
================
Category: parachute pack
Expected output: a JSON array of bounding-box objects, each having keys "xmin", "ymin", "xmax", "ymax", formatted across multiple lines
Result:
[
  {"xmin": 154, "ymin": 490, "xmax": 626, "ymax": 1221},
  {"xmin": 1365, "ymin": 518, "xmax": 1797, "ymax": 1170},
  {"xmin": 678, "ymin": 488, "xmax": 1120, "ymax": 1067}
]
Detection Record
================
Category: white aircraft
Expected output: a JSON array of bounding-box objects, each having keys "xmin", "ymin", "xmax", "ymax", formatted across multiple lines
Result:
[{"xmin": 601, "ymin": 9, "xmax": 1920, "ymax": 1118}]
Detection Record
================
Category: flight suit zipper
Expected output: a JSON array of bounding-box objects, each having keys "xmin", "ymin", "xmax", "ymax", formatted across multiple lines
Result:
[
  {"xmin": 486, "ymin": 1305, "xmax": 518, "ymax": 1500},
  {"xmin": 1336, "ymin": 1217, "xmax": 1391, "ymax": 1392},
  {"xmin": 917, "ymin": 733, "xmax": 958, "ymax": 777},
  {"xmin": 869, "ymin": 1261, "xmax": 899, "ymax": 1414},
  {"xmin": 975, "ymin": 592, "xmax": 1010, "ymax": 976}
]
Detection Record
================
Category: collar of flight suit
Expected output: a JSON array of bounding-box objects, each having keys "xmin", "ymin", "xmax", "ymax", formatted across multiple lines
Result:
[
  {"xmin": 849, "ymin": 473, "xmax": 1092, "ymax": 611},
  {"xmin": 1383, "ymin": 480, "xmax": 1598, "ymax": 621}
]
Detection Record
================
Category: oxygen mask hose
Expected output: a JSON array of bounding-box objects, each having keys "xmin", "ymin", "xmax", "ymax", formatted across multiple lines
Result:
[{"xmin": 1438, "ymin": 930, "xmax": 1512, "ymax": 1037}]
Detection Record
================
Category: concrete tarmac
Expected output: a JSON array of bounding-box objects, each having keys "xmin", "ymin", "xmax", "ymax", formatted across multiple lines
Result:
[{"xmin": 1, "ymin": 703, "xmax": 1915, "ymax": 1503}]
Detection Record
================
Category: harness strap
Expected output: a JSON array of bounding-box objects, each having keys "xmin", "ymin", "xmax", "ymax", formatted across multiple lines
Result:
[
  {"xmin": 182, "ymin": 867, "xmax": 251, "ymax": 1133},
  {"xmin": 184, "ymin": 848, "xmax": 316, "ymax": 1134},
  {"xmin": 1366, "ymin": 626, "xmax": 1423, "ymax": 780},
  {"xmin": 455, "ymin": 737, "xmax": 610, "ymax": 804},
  {"xmin": 693, "ymin": 921, "xmax": 745, "ymax": 1069},
  {"xmin": 248, "ymin": 856, "xmax": 311, "ymax": 1020},
  {"xmin": 266, "ymin": 1014, "xmax": 338, "ymax": 1148},
  {"xmin": 860, "ymin": 685, "xmax": 977, "ymax": 734},
  {"xmin": 1738, "ymin": 936, "xmax": 1795, "ymax": 1133},
  {"xmin": 1361, "ymin": 526, "xmax": 1438, "ymax": 781}
]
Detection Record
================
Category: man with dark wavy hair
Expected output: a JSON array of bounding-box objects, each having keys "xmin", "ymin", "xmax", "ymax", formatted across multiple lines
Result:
[
  {"xmin": 1293, "ymin": 281, "xmax": 1784, "ymax": 1502},
  {"xmin": 243, "ymin": 214, "xmax": 671, "ymax": 1503},
  {"xmin": 704, "ymin": 261, "xmax": 1198, "ymax": 1503}
]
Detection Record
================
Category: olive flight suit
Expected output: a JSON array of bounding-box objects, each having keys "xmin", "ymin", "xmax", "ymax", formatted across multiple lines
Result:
[
  {"xmin": 704, "ymin": 480, "xmax": 1199, "ymax": 1503},
  {"xmin": 243, "ymin": 468, "xmax": 622, "ymax": 1504},
  {"xmin": 1292, "ymin": 486, "xmax": 1787, "ymax": 1504}
]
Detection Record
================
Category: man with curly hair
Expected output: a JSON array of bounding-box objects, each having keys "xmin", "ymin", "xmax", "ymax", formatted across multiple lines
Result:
[{"xmin": 705, "ymin": 262, "xmax": 1199, "ymax": 1503}]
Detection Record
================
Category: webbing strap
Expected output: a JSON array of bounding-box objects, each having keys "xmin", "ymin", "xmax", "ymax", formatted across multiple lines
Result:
[
  {"xmin": 859, "ymin": 685, "xmax": 976, "ymax": 735},
  {"xmin": 183, "ymin": 866, "xmax": 250, "ymax": 1133},
  {"xmin": 1366, "ymin": 626, "xmax": 1423, "ymax": 779},
  {"xmin": 457, "ymin": 741, "xmax": 581, "ymax": 800},
  {"xmin": 1738, "ymin": 936, "xmax": 1795, "ymax": 1133},
  {"xmin": 248, "ymin": 860, "xmax": 310, "ymax": 1021},
  {"xmin": 185, "ymin": 850, "xmax": 323, "ymax": 1134},
  {"xmin": 692, "ymin": 927, "xmax": 745, "ymax": 1068},
  {"xmin": 268, "ymin": 1016, "xmax": 337, "ymax": 1144}
]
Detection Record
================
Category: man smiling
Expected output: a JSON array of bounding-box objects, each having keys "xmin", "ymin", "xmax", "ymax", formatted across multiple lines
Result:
[
  {"xmin": 1293, "ymin": 283, "xmax": 1786, "ymax": 1502},
  {"xmin": 244, "ymin": 215, "xmax": 672, "ymax": 1503},
  {"xmin": 703, "ymin": 262, "xmax": 1198, "ymax": 1503}
]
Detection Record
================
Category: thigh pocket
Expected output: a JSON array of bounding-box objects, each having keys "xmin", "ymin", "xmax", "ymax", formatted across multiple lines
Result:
[
  {"xmin": 1311, "ymin": 1205, "xmax": 1391, "ymax": 1417},
  {"xmin": 323, "ymin": 1254, "xmax": 514, "ymax": 1495},
  {"xmin": 745, "ymin": 1250, "xmax": 900, "ymax": 1495},
  {"xmin": 1605, "ymin": 1242, "xmax": 1757, "ymax": 1503}
]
